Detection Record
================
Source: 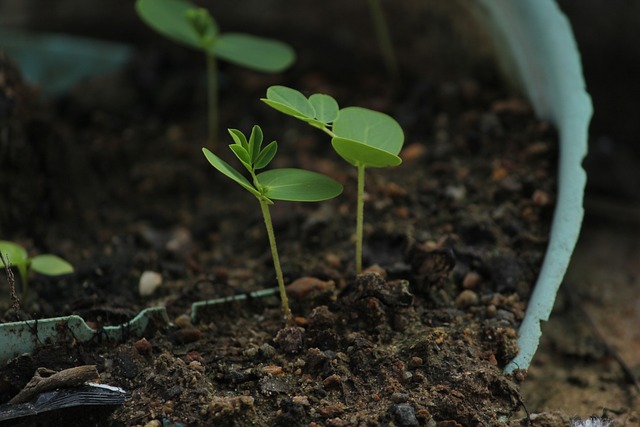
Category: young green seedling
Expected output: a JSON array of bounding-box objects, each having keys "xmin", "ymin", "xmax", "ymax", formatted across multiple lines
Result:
[
  {"xmin": 0, "ymin": 240, "xmax": 74, "ymax": 298},
  {"xmin": 262, "ymin": 85, "xmax": 404, "ymax": 274},
  {"xmin": 366, "ymin": 0, "xmax": 400, "ymax": 81},
  {"xmin": 136, "ymin": 0, "xmax": 296, "ymax": 147},
  {"xmin": 202, "ymin": 125, "xmax": 343, "ymax": 323}
]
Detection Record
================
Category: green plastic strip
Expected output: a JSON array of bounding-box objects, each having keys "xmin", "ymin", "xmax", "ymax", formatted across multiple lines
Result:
[
  {"xmin": 191, "ymin": 287, "xmax": 279, "ymax": 323},
  {"xmin": 0, "ymin": 307, "xmax": 169, "ymax": 365},
  {"xmin": 474, "ymin": 0, "xmax": 592, "ymax": 372}
]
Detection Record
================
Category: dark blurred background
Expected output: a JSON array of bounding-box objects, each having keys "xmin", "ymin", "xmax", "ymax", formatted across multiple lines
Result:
[{"xmin": 1, "ymin": 0, "xmax": 639, "ymax": 204}]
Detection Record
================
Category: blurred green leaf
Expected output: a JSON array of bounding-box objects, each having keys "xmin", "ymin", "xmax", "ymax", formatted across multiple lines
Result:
[
  {"xmin": 215, "ymin": 34, "xmax": 295, "ymax": 72},
  {"xmin": 136, "ymin": 0, "xmax": 217, "ymax": 49},
  {"xmin": 31, "ymin": 255, "xmax": 74, "ymax": 276}
]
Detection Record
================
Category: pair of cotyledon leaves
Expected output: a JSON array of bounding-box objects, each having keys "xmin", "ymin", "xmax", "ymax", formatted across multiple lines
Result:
[
  {"xmin": 261, "ymin": 86, "xmax": 405, "ymax": 168},
  {"xmin": 202, "ymin": 126, "xmax": 343, "ymax": 204},
  {"xmin": 136, "ymin": 0, "xmax": 295, "ymax": 72},
  {"xmin": 0, "ymin": 241, "xmax": 74, "ymax": 286}
]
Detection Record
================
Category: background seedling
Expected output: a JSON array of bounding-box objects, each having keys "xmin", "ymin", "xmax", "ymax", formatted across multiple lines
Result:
[
  {"xmin": 262, "ymin": 85, "xmax": 404, "ymax": 274},
  {"xmin": 202, "ymin": 125, "xmax": 343, "ymax": 322},
  {"xmin": 0, "ymin": 240, "xmax": 74, "ymax": 299},
  {"xmin": 366, "ymin": 0, "xmax": 400, "ymax": 81},
  {"xmin": 136, "ymin": 0, "xmax": 296, "ymax": 147}
]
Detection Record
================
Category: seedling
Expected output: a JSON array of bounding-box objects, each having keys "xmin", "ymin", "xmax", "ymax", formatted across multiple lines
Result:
[
  {"xmin": 366, "ymin": 0, "xmax": 400, "ymax": 81},
  {"xmin": 0, "ymin": 240, "xmax": 74, "ymax": 298},
  {"xmin": 262, "ymin": 85, "xmax": 404, "ymax": 274},
  {"xmin": 136, "ymin": 0, "xmax": 296, "ymax": 147},
  {"xmin": 202, "ymin": 125, "xmax": 343, "ymax": 322}
]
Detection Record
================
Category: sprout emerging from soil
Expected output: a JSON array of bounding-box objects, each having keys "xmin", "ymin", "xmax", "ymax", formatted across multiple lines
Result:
[
  {"xmin": 0, "ymin": 240, "xmax": 74, "ymax": 299},
  {"xmin": 136, "ymin": 0, "xmax": 295, "ymax": 147},
  {"xmin": 262, "ymin": 86, "xmax": 405, "ymax": 274},
  {"xmin": 202, "ymin": 125, "xmax": 343, "ymax": 322}
]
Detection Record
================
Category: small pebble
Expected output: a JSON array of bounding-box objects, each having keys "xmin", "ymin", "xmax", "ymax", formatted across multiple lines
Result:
[
  {"xmin": 486, "ymin": 304, "xmax": 497, "ymax": 318},
  {"xmin": 133, "ymin": 338, "xmax": 152, "ymax": 355},
  {"xmin": 391, "ymin": 392, "xmax": 409, "ymax": 403},
  {"xmin": 322, "ymin": 374, "xmax": 342, "ymax": 389},
  {"xmin": 317, "ymin": 404, "xmax": 345, "ymax": 418},
  {"xmin": 400, "ymin": 143, "xmax": 427, "ymax": 162},
  {"xmin": 143, "ymin": 420, "xmax": 161, "ymax": 427},
  {"xmin": 455, "ymin": 290, "xmax": 479, "ymax": 308},
  {"xmin": 138, "ymin": 271, "xmax": 162, "ymax": 297},
  {"xmin": 532, "ymin": 189, "xmax": 551, "ymax": 206},
  {"xmin": 172, "ymin": 327, "xmax": 202, "ymax": 344},
  {"xmin": 462, "ymin": 272, "xmax": 481, "ymax": 289},
  {"xmin": 286, "ymin": 277, "xmax": 335, "ymax": 300},
  {"xmin": 274, "ymin": 326, "xmax": 304, "ymax": 354},
  {"xmin": 388, "ymin": 403, "xmax": 419, "ymax": 427},
  {"xmin": 384, "ymin": 182, "xmax": 407, "ymax": 198},
  {"xmin": 362, "ymin": 264, "xmax": 387, "ymax": 278},
  {"xmin": 292, "ymin": 395, "xmax": 310, "ymax": 406},
  {"xmin": 325, "ymin": 253, "xmax": 342, "ymax": 269},
  {"xmin": 174, "ymin": 313, "xmax": 193, "ymax": 329},
  {"xmin": 259, "ymin": 343, "xmax": 277, "ymax": 359},
  {"xmin": 189, "ymin": 360, "xmax": 205, "ymax": 372},
  {"xmin": 262, "ymin": 365, "xmax": 283, "ymax": 376},
  {"xmin": 408, "ymin": 357, "xmax": 423, "ymax": 368}
]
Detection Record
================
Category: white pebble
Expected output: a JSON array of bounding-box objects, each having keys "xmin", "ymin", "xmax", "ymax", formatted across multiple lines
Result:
[{"xmin": 139, "ymin": 271, "xmax": 163, "ymax": 296}]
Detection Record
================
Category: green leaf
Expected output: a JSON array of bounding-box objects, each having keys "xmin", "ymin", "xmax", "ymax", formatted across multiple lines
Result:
[
  {"xmin": 255, "ymin": 141, "xmax": 278, "ymax": 170},
  {"xmin": 258, "ymin": 169, "xmax": 343, "ymax": 202},
  {"xmin": 30, "ymin": 255, "xmax": 74, "ymax": 276},
  {"xmin": 0, "ymin": 240, "xmax": 29, "ymax": 284},
  {"xmin": 248, "ymin": 125, "xmax": 263, "ymax": 162},
  {"xmin": 228, "ymin": 128, "xmax": 249, "ymax": 150},
  {"xmin": 229, "ymin": 144, "xmax": 252, "ymax": 171},
  {"xmin": 202, "ymin": 148, "xmax": 261, "ymax": 198},
  {"xmin": 261, "ymin": 85, "xmax": 315, "ymax": 119},
  {"xmin": 215, "ymin": 33, "xmax": 295, "ymax": 72},
  {"xmin": 135, "ymin": 0, "xmax": 218, "ymax": 50},
  {"xmin": 0, "ymin": 241, "xmax": 28, "ymax": 268},
  {"xmin": 184, "ymin": 8, "xmax": 215, "ymax": 45},
  {"xmin": 332, "ymin": 137, "xmax": 402, "ymax": 168},
  {"xmin": 309, "ymin": 94, "xmax": 339, "ymax": 124},
  {"xmin": 333, "ymin": 107, "xmax": 404, "ymax": 156}
]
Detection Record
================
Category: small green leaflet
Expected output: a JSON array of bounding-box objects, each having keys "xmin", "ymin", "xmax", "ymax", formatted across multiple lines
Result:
[{"xmin": 202, "ymin": 148, "xmax": 261, "ymax": 198}]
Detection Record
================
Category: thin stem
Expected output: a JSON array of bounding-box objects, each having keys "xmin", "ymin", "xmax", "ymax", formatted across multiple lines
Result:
[
  {"xmin": 355, "ymin": 163, "xmax": 366, "ymax": 274},
  {"xmin": 318, "ymin": 126, "xmax": 336, "ymax": 140},
  {"xmin": 367, "ymin": 0, "xmax": 400, "ymax": 82},
  {"xmin": 259, "ymin": 198, "xmax": 293, "ymax": 324},
  {"xmin": 206, "ymin": 51, "xmax": 218, "ymax": 148}
]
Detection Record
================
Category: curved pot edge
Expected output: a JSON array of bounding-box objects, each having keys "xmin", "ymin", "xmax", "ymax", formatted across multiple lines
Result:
[{"xmin": 473, "ymin": 0, "xmax": 593, "ymax": 373}]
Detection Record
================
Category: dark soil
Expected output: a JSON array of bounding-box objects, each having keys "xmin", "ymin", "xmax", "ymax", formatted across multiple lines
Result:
[{"xmin": 0, "ymin": 27, "xmax": 560, "ymax": 425}]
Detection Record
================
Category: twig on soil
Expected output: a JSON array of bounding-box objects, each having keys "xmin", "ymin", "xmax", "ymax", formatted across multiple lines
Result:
[
  {"xmin": 0, "ymin": 251, "xmax": 20, "ymax": 312},
  {"xmin": 9, "ymin": 365, "xmax": 99, "ymax": 404}
]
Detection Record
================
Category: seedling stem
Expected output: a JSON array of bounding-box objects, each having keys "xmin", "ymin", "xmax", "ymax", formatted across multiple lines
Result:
[
  {"xmin": 202, "ymin": 125, "xmax": 343, "ymax": 323},
  {"xmin": 206, "ymin": 52, "xmax": 219, "ymax": 146},
  {"xmin": 259, "ymin": 198, "xmax": 292, "ymax": 323},
  {"xmin": 367, "ymin": 0, "xmax": 399, "ymax": 81},
  {"xmin": 356, "ymin": 163, "xmax": 366, "ymax": 274}
]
